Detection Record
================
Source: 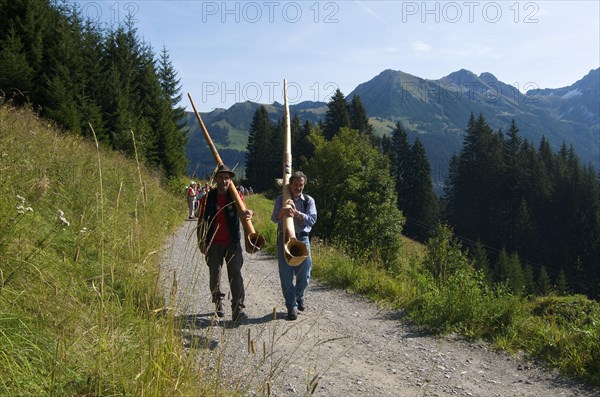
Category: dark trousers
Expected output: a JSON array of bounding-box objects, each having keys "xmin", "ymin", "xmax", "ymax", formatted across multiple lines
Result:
[{"xmin": 206, "ymin": 242, "xmax": 245, "ymax": 310}]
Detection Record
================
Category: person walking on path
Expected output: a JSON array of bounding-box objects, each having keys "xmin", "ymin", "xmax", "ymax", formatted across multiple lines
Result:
[
  {"xmin": 197, "ymin": 164, "xmax": 253, "ymax": 322},
  {"xmin": 271, "ymin": 171, "xmax": 317, "ymax": 320},
  {"xmin": 186, "ymin": 181, "xmax": 197, "ymax": 219}
]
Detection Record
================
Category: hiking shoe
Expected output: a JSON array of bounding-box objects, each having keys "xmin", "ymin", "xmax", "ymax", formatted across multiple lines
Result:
[
  {"xmin": 232, "ymin": 310, "xmax": 248, "ymax": 322},
  {"xmin": 215, "ymin": 301, "xmax": 224, "ymax": 318},
  {"xmin": 297, "ymin": 300, "xmax": 305, "ymax": 312},
  {"xmin": 287, "ymin": 307, "xmax": 298, "ymax": 321}
]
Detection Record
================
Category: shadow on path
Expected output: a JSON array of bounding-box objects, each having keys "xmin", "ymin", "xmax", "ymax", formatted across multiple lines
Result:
[{"xmin": 175, "ymin": 309, "xmax": 291, "ymax": 332}]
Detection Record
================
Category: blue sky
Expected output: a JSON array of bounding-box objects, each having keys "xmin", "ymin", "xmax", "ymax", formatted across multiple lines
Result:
[{"xmin": 74, "ymin": 1, "xmax": 600, "ymax": 112}]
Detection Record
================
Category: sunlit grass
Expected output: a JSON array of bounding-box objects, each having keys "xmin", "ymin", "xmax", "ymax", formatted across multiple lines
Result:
[
  {"xmin": 0, "ymin": 103, "xmax": 207, "ymax": 395},
  {"xmin": 515, "ymin": 295, "xmax": 600, "ymax": 383}
]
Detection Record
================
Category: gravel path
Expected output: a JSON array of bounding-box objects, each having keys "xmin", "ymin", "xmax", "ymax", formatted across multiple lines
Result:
[{"xmin": 160, "ymin": 221, "xmax": 599, "ymax": 397}]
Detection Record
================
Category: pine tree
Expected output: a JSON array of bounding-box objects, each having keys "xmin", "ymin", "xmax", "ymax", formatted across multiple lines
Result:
[
  {"xmin": 290, "ymin": 114, "xmax": 303, "ymax": 165},
  {"xmin": 555, "ymin": 267, "xmax": 569, "ymax": 296},
  {"xmin": 442, "ymin": 154, "xmax": 459, "ymax": 221},
  {"xmin": 538, "ymin": 136, "xmax": 555, "ymax": 173},
  {"xmin": 245, "ymin": 106, "xmax": 273, "ymax": 192},
  {"xmin": 136, "ymin": 44, "xmax": 159, "ymax": 164},
  {"xmin": 44, "ymin": 63, "xmax": 81, "ymax": 131},
  {"xmin": 587, "ymin": 167, "xmax": 600, "ymax": 296},
  {"xmin": 519, "ymin": 141, "xmax": 550, "ymax": 264},
  {"xmin": 78, "ymin": 19, "xmax": 107, "ymax": 139},
  {"xmin": 294, "ymin": 119, "xmax": 315, "ymax": 169},
  {"xmin": 271, "ymin": 116, "xmax": 285, "ymax": 184},
  {"xmin": 0, "ymin": 0, "xmax": 48, "ymax": 105},
  {"xmin": 537, "ymin": 266, "xmax": 552, "ymax": 296},
  {"xmin": 0, "ymin": 27, "xmax": 35, "ymax": 102},
  {"xmin": 403, "ymin": 138, "xmax": 439, "ymax": 241},
  {"xmin": 349, "ymin": 95, "xmax": 374, "ymax": 139},
  {"xmin": 444, "ymin": 113, "xmax": 503, "ymax": 251},
  {"xmin": 157, "ymin": 45, "xmax": 186, "ymax": 127},
  {"xmin": 322, "ymin": 89, "xmax": 350, "ymax": 140},
  {"xmin": 546, "ymin": 144, "xmax": 580, "ymax": 287},
  {"xmin": 501, "ymin": 119, "xmax": 524, "ymax": 250},
  {"xmin": 570, "ymin": 165, "xmax": 600, "ymax": 297},
  {"xmin": 471, "ymin": 240, "xmax": 492, "ymax": 283},
  {"xmin": 495, "ymin": 249, "xmax": 525, "ymax": 295},
  {"xmin": 573, "ymin": 257, "xmax": 588, "ymax": 296},
  {"xmin": 142, "ymin": 58, "xmax": 183, "ymax": 175},
  {"xmin": 522, "ymin": 263, "xmax": 535, "ymax": 296},
  {"xmin": 156, "ymin": 45, "xmax": 188, "ymax": 176},
  {"xmin": 38, "ymin": 3, "xmax": 82, "ymax": 131},
  {"xmin": 514, "ymin": 199, "xmax": 542, "ymax": 263},
  {"xmin": 100, "ymin": 27, "xmax": 139, "ymax": 152},
  {"xmin": 379, "ymin": 134, "xmax": 392, "ymax": 157},
  {"xmin": 389, "ymin": 122, "xmax": 411, "ymax": 210}
]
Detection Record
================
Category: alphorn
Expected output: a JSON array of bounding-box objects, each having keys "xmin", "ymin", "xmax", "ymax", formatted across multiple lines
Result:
[
  {"xmin": 188, "ymin": 93, "xmax": 265, "ymax": 254},
  {"xmin": 281, "ymin": 80, "xmax": 309, "ymax": 266}
]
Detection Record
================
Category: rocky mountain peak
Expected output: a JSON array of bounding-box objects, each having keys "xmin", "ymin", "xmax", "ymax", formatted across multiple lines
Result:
[
  {"xmin": 479, "ymin": 72, "xmax": 499, "ymax": 83},
  {"xmin": 443, "ymin": 69, "xmax": 479, "ymax": 85}
]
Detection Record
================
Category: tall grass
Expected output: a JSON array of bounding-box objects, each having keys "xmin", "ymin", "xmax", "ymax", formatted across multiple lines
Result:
[
  {"xmin": 511, "ymin": 295, "xmax": 600, "ymax": 383},
  {"xmin": 0, "ymin": 103, "xmax": 217, "ymax": 395}
]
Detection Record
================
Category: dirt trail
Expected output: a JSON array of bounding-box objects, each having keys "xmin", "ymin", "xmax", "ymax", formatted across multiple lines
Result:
[{"xmin": 160, "ymin": 221, "xmax": 598, "ymax": 397}]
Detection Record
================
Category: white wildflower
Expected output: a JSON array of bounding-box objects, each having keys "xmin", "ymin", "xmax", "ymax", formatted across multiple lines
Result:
[
  {"xmin": 16, "ymin": 195, "xmax": 26, "ymax": 204},
  {"xmin": 79, "ymin": 227, "xmax": 88, "ymax": 234},
  {"xmin": 16, "ymin": 204, "xmax": 25, "ymax": 214},
  {"xmin": 25, "ymin": 207, "xmax": 33, "ymax": 212},
  {"xmin": 56, "ymin": 209, "xmax": 70, "ymax": 227}
]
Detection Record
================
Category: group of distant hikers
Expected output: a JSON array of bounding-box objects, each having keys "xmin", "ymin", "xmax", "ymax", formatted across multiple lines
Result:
[
  {"xmin": 185, "ymin": 181, "xmax": 207, "ymax": 220},
  {"xmin": 185, "ymin": 179, "xmax": 254, "ymax": 220},
  {"xmin": 185, "ymin": 166, "xmax": 316, "ymax": 323}
]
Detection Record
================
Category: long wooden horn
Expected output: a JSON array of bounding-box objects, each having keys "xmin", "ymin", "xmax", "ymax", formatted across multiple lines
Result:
[
  {"xmin": 188, "ymin": 93, "xmax": 265, "ymax": 254},
  {"xmin": 282, "ymin": 80, "xmax": 309, "ymax": 266}
]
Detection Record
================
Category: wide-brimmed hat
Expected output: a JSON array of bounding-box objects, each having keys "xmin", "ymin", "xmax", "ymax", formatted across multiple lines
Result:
[{"xmin": 215, "ymin": 164, "xmax": 235, "ymax": 178}]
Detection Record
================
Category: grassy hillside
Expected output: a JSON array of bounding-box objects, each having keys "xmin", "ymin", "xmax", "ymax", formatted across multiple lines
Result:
[{"xmin": 0, "ymin": 103, "xmax": 222, "ymax": 395}]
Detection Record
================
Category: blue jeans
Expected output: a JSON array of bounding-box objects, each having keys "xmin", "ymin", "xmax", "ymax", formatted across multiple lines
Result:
[{"xmin": 277, "ymin": 234, "xmax": 312, "ymax": 309}]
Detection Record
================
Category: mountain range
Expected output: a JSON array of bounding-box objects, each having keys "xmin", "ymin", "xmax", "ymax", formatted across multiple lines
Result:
[{"xmin": 184, "ymin": 67, "xmax": 599, "ymax": 185}]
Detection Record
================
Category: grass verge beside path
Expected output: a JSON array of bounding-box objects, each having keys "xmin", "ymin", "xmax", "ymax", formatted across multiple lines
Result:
[{"xmin": 0, "ymin": 105, "xmax": 220, "ymax": 396}]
